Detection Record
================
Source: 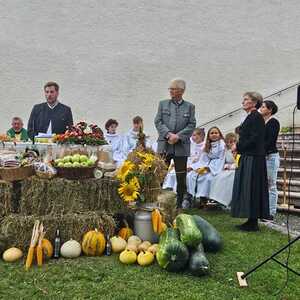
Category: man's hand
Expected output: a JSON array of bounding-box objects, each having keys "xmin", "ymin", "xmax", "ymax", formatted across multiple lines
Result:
[{"xmin": 167, "ymin": 133, "xmax": 179, "ymax": 144}]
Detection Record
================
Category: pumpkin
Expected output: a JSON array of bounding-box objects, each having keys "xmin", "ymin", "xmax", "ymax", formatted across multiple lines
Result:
[
  {"xmin": 127, "ymin": 235, "xmax": 142, "ymax": 246},
  {"xmin": 119, "ymin": 249, "xmax": 137, "ymax": 264},
  {"xmin": 110, "ymin": 236, "xmax": 127, "ymax": 253},
  {"xmin": 148, "ymin": 244, "xmax": 159, "ymax": 256},
  {"xmin": 137, "ymin": 251, "xmax": 154, "ymax": 266},
  {"xmin": 3, "ymin": 247, "xmax": 23, "ymax": 262},
  {"xmin": 61, "ymin": 239, "xmax": 81, "ymax": 258},
  {"xmin": 34, "ymin": 238, "xmax": 53, "ymax": 259},
  {"xmin": 118, "ymin": 220, "xmax": 133, "ymax": 241},
  {"xmin": 138, "ymin": 241, "xmax": 151, "ymax": 252},
  {"xmin": 126, "ymin": 243, "xmax": 138, "ymax": 253},
  {"xmin": 82, "ymin": 229, "xmax": 106, "ymax": 256}
]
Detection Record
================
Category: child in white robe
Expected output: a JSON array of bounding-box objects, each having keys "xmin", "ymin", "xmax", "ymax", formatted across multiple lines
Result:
[
  {"xmin": 209, "ymin": 133, "xmax": 238, "ymax": 207},
  {"xmin": 187, "ymin": 127, "xmax": 225, "ymax": 199},
  {"xmin": 104, "ymin": 119, "xmax": 126, "ymax": 167},
  {"xmin": 124, "ymin": 116, "xmax": 151, "ymax": 155},
  {"xmin": 163, "ymin": 128, "xmax": 205, "ymax": 192}
]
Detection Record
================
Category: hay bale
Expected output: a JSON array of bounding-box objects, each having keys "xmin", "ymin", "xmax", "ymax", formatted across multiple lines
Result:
[
  {"xmin": 19, "ymin": 176, "xmax": 128, "ymax": 216},
  {"xmin": 0, "ymin": 180, "xmax": 13, "ymax": 217},
  {"xmin": 0, "ymin": 211, "xmax": 115, "ymax": 251},
  {"xmin": 157, "ymin": 190, "xmax": 177, "ymax": 224}
]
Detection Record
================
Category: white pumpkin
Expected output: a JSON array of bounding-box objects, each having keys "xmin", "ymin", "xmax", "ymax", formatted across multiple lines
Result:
[
  {"xmin": 60, "ymin": 239, "xmax": 81, "ymax": 258},
  {"xmin": 127, "ymin": 235, "xmax": 142, "ymax": 246},
  {"xmin": 2, "ymin": 247, "xmax": 23, "ymax": 262},
  {"xmin": 110, "ymin": 236, "xmax": 127, "ymax": 253}
]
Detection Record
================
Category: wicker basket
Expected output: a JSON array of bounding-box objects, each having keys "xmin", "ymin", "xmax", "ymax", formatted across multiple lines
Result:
[
  {"xmin": 35, "ymin": 170, "xmax": 56, "ymax": 180},
  {"xmin": 0, "ymin": 165, "xmax": 35, "ymax": 181},
  {"xmin": 55, "ymin": 166, "xmax": 96, "ymax": 180}
]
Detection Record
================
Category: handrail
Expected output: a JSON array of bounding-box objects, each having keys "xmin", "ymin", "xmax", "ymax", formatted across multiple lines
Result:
[{"xmin": 199, "ymin": 81, "xmax": 300, "ymax": 127}]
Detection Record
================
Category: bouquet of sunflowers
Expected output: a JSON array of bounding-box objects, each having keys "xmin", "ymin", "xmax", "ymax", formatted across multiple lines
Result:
[{"xmin": 116, "ymin": 149, "xmax": 167, "ymax": 204}]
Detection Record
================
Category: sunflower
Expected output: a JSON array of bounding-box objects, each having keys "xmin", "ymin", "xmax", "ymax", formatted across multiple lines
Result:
[
  {"xmin": 118, "ymin": 177, "xmax": 140, "ymax": 202},
  {"xmin": 140, "ymin": 153, "xmax": 155, "ymax": 171},
  {"xmin": 116, "ymin": 160, "xmax": 135, "ymax": 181}
]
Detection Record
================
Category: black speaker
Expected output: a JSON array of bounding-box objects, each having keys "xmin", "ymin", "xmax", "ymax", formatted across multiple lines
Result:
[{"xmin": 297, "ymin": 85, "xmax": 300, "ymax": 109}]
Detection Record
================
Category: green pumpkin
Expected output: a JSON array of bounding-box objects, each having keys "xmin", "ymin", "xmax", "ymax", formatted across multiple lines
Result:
[
  {"xmin": 189, "ymin": 243, "xmax": 210, "ymax": 276},
  {"xmin": 156, "ymin": 228, "xmax": 189, "ymax": 272}
]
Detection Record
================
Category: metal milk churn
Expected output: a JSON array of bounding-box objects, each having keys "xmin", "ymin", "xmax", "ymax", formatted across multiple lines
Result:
[{"xmin": 134, "ymin": 207, "xmax": 159, "ymax": 243}]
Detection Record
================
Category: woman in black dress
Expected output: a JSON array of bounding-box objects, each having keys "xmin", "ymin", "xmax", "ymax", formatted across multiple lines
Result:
[{"xmin": 231, "ymin": 92, "xmax": 269, "ymax": 231}]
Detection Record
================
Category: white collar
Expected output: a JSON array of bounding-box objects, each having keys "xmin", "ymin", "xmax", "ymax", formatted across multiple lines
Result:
[{"xmin": 47, "ymin": 101, "xmax": 59, "ymax": 109}]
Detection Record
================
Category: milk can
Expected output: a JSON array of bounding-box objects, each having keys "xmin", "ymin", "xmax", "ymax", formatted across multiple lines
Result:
[{"xmin": 134, "ymin": 208, "xmax": 159, "ymax": 243}]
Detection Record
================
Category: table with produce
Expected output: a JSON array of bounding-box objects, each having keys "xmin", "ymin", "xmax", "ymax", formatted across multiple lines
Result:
[{"xmin": 0, "ymin": 122, "xmax": 223, "ymax": 277}]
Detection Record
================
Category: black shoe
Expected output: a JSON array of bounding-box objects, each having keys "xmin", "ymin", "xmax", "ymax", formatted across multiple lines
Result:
[{"xmin": 236, "ymin": 219, "xmax": 259, "ymax": 231}]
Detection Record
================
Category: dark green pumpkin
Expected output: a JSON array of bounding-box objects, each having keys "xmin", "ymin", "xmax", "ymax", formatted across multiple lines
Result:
[
  {"xmin": 189, "ymin": 243, "xmax": 210, "ymax": 276},
  {"xmin": 193, "ymin": 215, "xmax": 223, "ymax": 252},
  {"xmin": 156, "ymin": 228, "xmax": 189, "ymax": 272}
]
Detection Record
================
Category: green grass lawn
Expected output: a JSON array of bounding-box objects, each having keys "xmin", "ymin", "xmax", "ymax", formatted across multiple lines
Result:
[{"xmin": 1, "ymin": 210, "xmax": 299, "ymax": 300}]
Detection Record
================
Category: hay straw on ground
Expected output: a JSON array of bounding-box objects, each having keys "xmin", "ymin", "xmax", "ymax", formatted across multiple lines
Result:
[
  {"xmin": 0, "ymin": 211, "xmax": 115, "ymax": 251},
  {"xmin": 0, "ymin": 180, "xmax": 13, "ymax": 217},
  {"xmin": 20, "ymin": 176, "xmax": 128, "ymax": 216},
  {"xmin": 157, "ymin": 190, "xmax": 177, "ymax": 224}
]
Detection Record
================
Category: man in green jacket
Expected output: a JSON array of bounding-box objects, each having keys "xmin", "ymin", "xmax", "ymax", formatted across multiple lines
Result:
[{"xmin": 7, "ymin": 117, "xmax": 29, "ymax": 141}]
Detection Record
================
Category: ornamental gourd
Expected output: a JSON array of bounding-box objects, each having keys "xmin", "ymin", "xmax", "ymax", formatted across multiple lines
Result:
[
  {"xmin": 110, "ymin": 236, "xmax": 127, "ymax": 253},
  {"xmin": 3, "ymin": 247, "xmax": 23, "ymax": 262},
  {"xmin": 82, "ymin": 229, "xmax": 106, "ymax": 256},
  {"xmin": 118, "ymin": 220, "xmax": 133, "ymax": 241},
  {"xmin": 119, "ymin": 249, "xmax": 137, "ymax": 264},
  {"xmin": 137, "ymin": 251, "xmax": 154, "ymax": 266},
  {"xmin": 61, "ymin": 239, "xmax": 81, "ymax": 258}
]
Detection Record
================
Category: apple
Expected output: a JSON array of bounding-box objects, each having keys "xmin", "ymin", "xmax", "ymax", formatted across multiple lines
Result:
[
  {"xmin": 72, "ymin": 154, "xmax": 81, "ymax": 163},
  {"xmin": 79, "ymin": 155, "xmax": 88, "ymax": 163},
  {"xmin": 72, "ymin": 162, "xmax": 81, "ymax": 168},
  {"xmin": 81, "ymin": 162, "xmax": 88, "ymax": 167},
  {"xmin": 63, "ymin": 156, "xmax": 72, "ymax": 163},
  {"xmin": 86, "ymin": 159, "xmax": 94, "ymax": 166},
  {"xmin": 64, "ymin": 162, "xmax": 73, "ymax": 168},
  {"xmin": 57, "ymin": 162, "xmax": 64, "ymax": 167},
  {"xmin": 55, "ymin": 158, "xmax": 62, "ymax": 165}
]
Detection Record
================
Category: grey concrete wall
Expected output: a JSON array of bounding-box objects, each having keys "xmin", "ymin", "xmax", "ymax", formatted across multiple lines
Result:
[{"xmin": 1, "ymin": 0, "xmax": 300, "ymax": 139}]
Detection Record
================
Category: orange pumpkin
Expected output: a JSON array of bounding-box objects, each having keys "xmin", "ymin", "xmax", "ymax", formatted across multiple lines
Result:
[
  {"xmin": 34, "ymin": 238, "xmax": 53, "ymax": 259},
  {"xmin": 118, "ymin": 220, "xmax": 133, "ymax": 241}
]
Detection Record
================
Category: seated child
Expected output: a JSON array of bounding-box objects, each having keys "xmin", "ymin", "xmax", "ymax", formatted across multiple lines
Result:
[
  {"xmin": 209, "ymin": 132, "xmax": 239, "ymax": 207},
  {"xmin": 187, "ymin": 126, "xmax": 225, "ymax": 200}
]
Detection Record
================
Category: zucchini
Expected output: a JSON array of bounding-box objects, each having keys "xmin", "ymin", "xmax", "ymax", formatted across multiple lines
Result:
[
  {"xmin": 175, "ymin": 214, "xmax": 202, "ymax": 248},
  {"xmin": 189, "ymin": 243, "xmax": 210, "ymax": 276},
  {"xmin": 192, "ymin": 215, "xmax": 223, "ymax": 252},
  {"xmin": 156, "ymin": 228, "xmax": 189, "ymax": 272}
]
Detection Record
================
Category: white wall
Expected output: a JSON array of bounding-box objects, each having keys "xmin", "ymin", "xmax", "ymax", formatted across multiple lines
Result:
[{"xmin": 1, "ymin": 0, "xmax": 300, "ymax": 140}]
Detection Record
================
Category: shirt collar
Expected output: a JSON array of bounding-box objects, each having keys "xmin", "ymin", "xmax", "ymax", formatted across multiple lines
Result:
[
  {"xmin": 47, "ymin": 101, "xmax": 59, "ymax": 109},
  {"xmin": 171, "ymin": 98, "xmax": 184, "ymax": 106}
]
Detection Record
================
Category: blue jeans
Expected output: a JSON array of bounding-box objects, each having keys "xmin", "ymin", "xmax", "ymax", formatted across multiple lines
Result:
[{"xmin": 266, "ymin": 153, "xmax": 280, "ymax": 216}]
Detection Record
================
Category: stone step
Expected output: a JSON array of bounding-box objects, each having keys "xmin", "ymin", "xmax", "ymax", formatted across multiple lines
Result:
[
  {"xmin": 279, "ymin": 157, "xmax": 300, "ymax": 168},
  {"xmin": 277, "ymin": 179, "xmax": 300, "ymax": 192},
  {"xmin": 278, "ymin": 167, "xmax": 300, "ymax": 179}
]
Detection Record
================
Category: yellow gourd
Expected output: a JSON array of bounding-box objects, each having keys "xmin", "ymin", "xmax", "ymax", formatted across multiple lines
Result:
[
  {"xmin": 137, "ymin": 251, "xmax": 154, "ymax": 266},
  {"xmin": 3, "ymin": 247, "xmax": 23, "ymax": 262},
  {"xmin": 82, "ymin": 229, "xmax": 106, "ymax": 256},
  {"xmin": 34, "ymin": 238, "xmax": 53, "ymax": 260},
  {"xmin": 138, "ymin": 241, "xmax": 151, "ymax": 252},
  {"xmin": 126, "ymin": 243, "xmax": 138, "ymax": 253},
  {"xmin": 119, "ymin": 249, "xmax": 137, "ymax": 264},
  {"xmin": 148, "ymin": 244, "xmax": 159, "ymax": 256}
]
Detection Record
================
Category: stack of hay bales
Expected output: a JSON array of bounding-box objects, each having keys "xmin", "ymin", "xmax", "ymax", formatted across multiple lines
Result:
[{"xmin": 0, "ymin": 176, "xmax": 129, "ymax": 251}]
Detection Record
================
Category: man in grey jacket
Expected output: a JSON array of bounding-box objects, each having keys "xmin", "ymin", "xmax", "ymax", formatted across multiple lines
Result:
[{"xmin": 155, "ymin": 79, "xmax": 196, "ymax": 207}]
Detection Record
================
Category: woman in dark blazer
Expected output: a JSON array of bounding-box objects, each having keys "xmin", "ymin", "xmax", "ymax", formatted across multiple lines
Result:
[{"xmin": 231, "ymin": 92, "xmax": 269, "ymax": 231}]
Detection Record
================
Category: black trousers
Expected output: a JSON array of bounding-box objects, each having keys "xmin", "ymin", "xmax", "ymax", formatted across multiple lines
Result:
[{"xmin": 165, "ymin": 155, "xmax": 188, "ymax": 207}]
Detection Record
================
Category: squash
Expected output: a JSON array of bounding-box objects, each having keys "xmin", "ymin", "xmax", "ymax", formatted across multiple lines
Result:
[
  {"xmin": 119, "ymin": 249, "xmax": 137, "ymax": 264},
  {"xmin": 61, "ymin": 239, "xmax": 81, "ymax": 258},
  {"xmin": 151, "ymin": 209, "xmax": 162, "ymax": 233},
  {"xmin": 126, "ymin": 243, "xmax": 138, "ymax": 253},
  {"xmin": 3, "ymin": 247, "xmax": 23, "ymax": 262},
  {"xmin": 148, "ymin": 244, "xmax": 159, "ymax": 256},
  {"xmin": 156, "ymin": 228, "xmax": 189, "ymax": 272},
  {"xmin": 34, "ymin": 238, "xmax": 53, "ymax": 260},
  {"xmin": 127, "ymin": 235, "xmax": 142, "ymax": 246},
  {"xmin": 138, "ymin": 241, "xmax": 151, "ymax": 252},
  {"xmin": 118, "ymin": 220, "xmax": 133, "ymax": 241},
  {"xmin": 110, "ymin": 236, "xmax": 127, "ymax": 253},
  {"xmin": 137, "ymin": 251, "xmax": 154, "ymax": 266},
  {"xmin": 188, "ymin": 243, "xmax": 210, "ymax": 276},
  {"xmin": 82, "ymin": 229, "xmax": 106, "ymax": 256},
  {"xmin": 175, "ymin": 214, "xmax": 202, "ymax": 248},
  {"xmin": 193, "ymin": 215, "xmax": 223, "ymax": 252}
]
